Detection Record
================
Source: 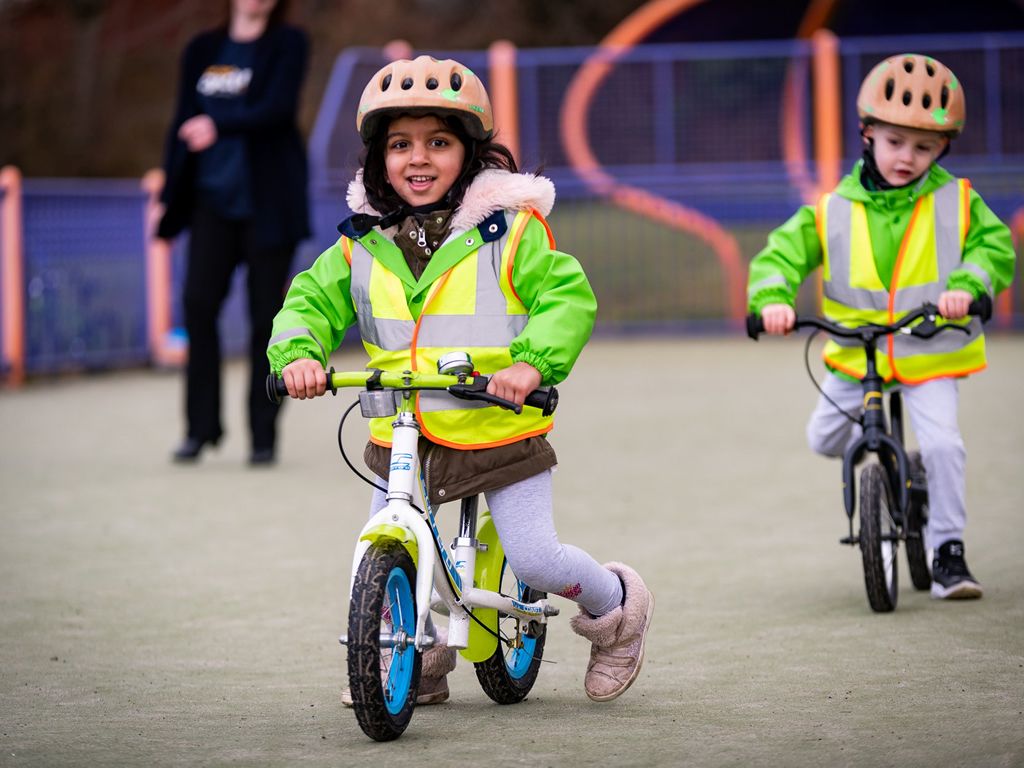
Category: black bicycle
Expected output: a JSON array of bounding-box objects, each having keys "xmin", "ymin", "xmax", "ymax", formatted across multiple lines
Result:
[{"xmin": 747, "ymin": 298, "xmax": 990, "ymax": 612}]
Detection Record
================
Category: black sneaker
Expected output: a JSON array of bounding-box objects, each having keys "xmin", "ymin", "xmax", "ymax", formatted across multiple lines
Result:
[{"xmin": 931, "ymin": 540, "xmax": 983, "ymax": 599}]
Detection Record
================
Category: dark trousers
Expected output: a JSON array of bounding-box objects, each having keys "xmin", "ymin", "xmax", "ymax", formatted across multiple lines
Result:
[{"xmin": 182, "ymin": 206, "xmax": 295, "ymax": 451}]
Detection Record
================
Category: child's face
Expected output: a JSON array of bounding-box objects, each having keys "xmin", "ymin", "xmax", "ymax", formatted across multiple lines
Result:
[
  {"xmin": 864, "ymin": 123, "xmax": 948, "ymax": 187},
  {"xmin": 384, "ymin": 115, "xmax": 466, "ymax": 207}
]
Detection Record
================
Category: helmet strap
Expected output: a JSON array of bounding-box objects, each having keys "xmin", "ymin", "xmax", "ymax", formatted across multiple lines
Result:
[{"xmin": 860, "ymin": 140, "xmax": 895, "ymax": 191}]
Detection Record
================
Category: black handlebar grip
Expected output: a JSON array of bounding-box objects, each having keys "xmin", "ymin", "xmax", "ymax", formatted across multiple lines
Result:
[
  {"xmin": 745, "ymin": 313, "xmax": 764, "ymax": 340},
  {"xmin": 968, "ymin": 295, "xmax": 992, "ymax": 323},
  {"xmin": 266, "ymin": 375, "xmax": 287, "ymax": 404},
  {"xmin": 525, "ymin": 386, "xmax": 558, "ymax": 417}
]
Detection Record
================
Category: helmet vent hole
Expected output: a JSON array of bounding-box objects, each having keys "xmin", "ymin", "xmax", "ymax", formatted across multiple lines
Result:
[
  {"xmin": 902, "ymin": 89, "xmax": 912, "ymax": 106},
  {"xmin": 381, "ymin": 74, "xmax": 392, "ymax": 91},
  {"xmin": 903, "ymin": 59, "xmax": 914, "ymax": 73},
  {"xmin": 922, "ymin": 92, "xmax": 932, "ymax": 109},
  {"xmin": 884, "ymin": 78, "xmax": 895, "ymax": 100},
  {"xmin": 426, "ymin": 77, "xmax": 439, "ymax": 90},
  {"xmin": 925, "ymin": 62, "xmax": 936, "ymax": 77},
  {"xmin": 940, "ymin": 85, "xmax": 949, "ymax": 108},
  {"xmin": 401, "ymin": 77, "xmax": 414, "ymax": 90},
  {"xmin": 450, "ymin": 73, "xmax": 462, "ymax": 91}
]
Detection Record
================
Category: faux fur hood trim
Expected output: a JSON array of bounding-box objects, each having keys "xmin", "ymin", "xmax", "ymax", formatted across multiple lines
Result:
[{"xmin": 345, "ymin": 168, "xmax": 555, "ymax": 235}]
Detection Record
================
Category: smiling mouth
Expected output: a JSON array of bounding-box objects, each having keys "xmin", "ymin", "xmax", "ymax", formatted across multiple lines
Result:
[{"xmin": 408, "ymin": 176, "xmax": 435, "ymax": 185}]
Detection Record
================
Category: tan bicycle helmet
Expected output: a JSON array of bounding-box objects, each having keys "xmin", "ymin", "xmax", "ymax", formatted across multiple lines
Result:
[
  {"xmin": 356, "ymin": 55, "xmax": 494, "ymax": 142},
  {"xmin": 857, "ymin": 53, "xmax": 965, "ymax": 136}
]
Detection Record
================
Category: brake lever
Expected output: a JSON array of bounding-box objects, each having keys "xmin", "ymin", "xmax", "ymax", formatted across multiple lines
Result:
[
  {"xmin": 905, "ymin": 312, "xmax": 970, "ymax": 339},
  {"xmin": 447, "ymin": 379, "xmax": 523, "ymax": 414}
]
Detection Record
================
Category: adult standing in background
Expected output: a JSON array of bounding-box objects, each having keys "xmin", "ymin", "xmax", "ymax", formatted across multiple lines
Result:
[{"xmin": 158, "ymin": 0, "xmax": 310, "ymax": 466}]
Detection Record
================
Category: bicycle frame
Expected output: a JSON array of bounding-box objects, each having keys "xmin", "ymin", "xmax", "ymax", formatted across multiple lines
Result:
[
  {"xmin": 837, "ymin": 336, "xmax": 912, "ymax": 542},
  {"xmin": 338, "ymin": 370, "xmax": 558, "ymax": 657}
]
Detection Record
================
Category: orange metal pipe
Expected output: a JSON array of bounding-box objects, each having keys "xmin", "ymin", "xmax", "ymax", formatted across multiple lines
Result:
[
  {"xmin": 560, "ymin": 0, "xmax": 747, "ymax": 323},
  {"xmin": 141, "ymin": 169, "xmax": 185, "ymax": 367},
  {"xmin": 1, "ymin": 165, "xmax": 25, "ymax": 385},
  {"xmin": 811, "ymin": 29, "xmax": 842, "ymax": 195},
  {"xmin": 780, "ymin": 0, "xmax": 841, "ymax": 204},
  {"xmin": 488, "ymin": 40, "xmax": 520, "ymax": 165},
  {"xmin": 1002, "ymin": 207, "xmax": 1023, "ymax": 330}
]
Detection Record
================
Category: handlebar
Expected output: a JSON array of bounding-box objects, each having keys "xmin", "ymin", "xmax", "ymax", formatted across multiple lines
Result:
[
  {"xmin": 746, "ymin": 296, "xmax": 992, "ymax": 342},
  {"xmin": 266, "ymin": 368, "xmax": 559, "ymax": 416}
]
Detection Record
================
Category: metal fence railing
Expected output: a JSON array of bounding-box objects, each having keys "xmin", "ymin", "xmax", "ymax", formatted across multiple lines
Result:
[{"xmin": 1, "ymin": 33, "xmax": 1021, "ymax": 380}]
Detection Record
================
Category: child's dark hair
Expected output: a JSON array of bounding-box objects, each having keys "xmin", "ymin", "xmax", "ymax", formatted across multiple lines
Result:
[{"xmin": 360, "ymin": 114, "xmax": 518, "ymax": 215}]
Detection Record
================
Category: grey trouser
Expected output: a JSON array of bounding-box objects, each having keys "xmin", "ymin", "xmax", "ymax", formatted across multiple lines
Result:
[{"xmin": 806, "ymin": 373, "xmax": 966, "ymax": 550}]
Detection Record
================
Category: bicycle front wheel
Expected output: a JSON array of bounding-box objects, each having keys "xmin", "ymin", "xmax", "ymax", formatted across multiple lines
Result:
[
  {"xmin": 347, "ymin": 540, "xmax": 421, "ymax": 741},
  {"xmin": 474, "ymin": 559, "xmax": 547, "ymax": 704},
  {"xmin": 905, "ymin": 451, "xmax": 932, "ymax": 591},
  {"xmin": 859, "ymin": 463, "xmax": 899, "ymax": 612}
]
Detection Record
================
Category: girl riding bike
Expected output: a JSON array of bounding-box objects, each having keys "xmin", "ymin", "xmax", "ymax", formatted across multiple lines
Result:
[
  {"xmin": 747, "ymin": 53, "xmax": 1015, "ymax": 600},
  {"xmin": 267, "ymin": 55, "xmax": 653, "ymax": 704}
]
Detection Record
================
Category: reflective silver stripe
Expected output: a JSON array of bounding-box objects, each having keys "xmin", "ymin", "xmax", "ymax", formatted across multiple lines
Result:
[
  {"xmin": 933, "ymin": 181, "xmax": 962, "ymax": 279},
  {"xmin": 893, "ymin": 316, "xmax": 982, "ymax": 355},
  {"xmin": 419, "ymin": 390, "xmax": 491, "ymax": 413},
  {"xmin": 417, "ymin": 314, "xmax": 528, "ymax": 347},
  {"xmin": 959, "ymin": 262, "xmax": 993, "ymax": 292},
  {"xmin": 892, "ymin": 283, "xmax": 941, "ymax": 312},
  {"xmin": 371, "ymin": 317, "xmax": 414, "ymax": 350},
  {"xmin": 267, "ymin": 327, "xmax": 326, "ymax": 359},
  {"xmin": 824, "ymin": 284, "xmax": 889, "ymax": 309},
  {"xmin": 748, "ymin": 274, "xmax": 788, "ymax": 298}
]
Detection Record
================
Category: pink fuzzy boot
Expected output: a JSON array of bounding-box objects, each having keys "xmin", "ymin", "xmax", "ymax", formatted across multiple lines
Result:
[
  {"xmin": 569, "ymin": 562, "xmax": 654, "ymax": 702},
  {"xmin": 416, "ymin": 625, "xmax": 457, "ymax": 704}
]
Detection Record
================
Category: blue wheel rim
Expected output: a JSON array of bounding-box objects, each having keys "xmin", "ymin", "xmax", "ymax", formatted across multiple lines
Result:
[
  {"xmin": 505, "ymin": 576, "xmax": 537, "ymax": 680},
  {"xmin": 383, "ymin": 565, "xmax": 415, "ymax": 715}
]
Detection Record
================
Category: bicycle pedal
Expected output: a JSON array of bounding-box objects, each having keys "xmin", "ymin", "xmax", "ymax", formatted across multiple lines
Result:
[{"xmin": 839, "ymin": 536, "xmax": 859, "ymax": 545}]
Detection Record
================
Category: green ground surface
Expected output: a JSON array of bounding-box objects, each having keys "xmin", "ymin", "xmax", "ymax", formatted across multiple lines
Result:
[{"xmin": 1, "ymin": 335, "xmax": 1022, "ymax": 767}]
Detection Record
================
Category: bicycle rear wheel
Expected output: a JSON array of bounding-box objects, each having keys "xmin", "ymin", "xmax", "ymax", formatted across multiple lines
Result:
[
  {"xmin": 859, "ymin": 463, "xmax": 899, "ymax": 612},
  {"xmin": 347, "ymin": 540, "xmax": 421, "ymax": 741},
  {"xmin": 474, "ymin": 559, "xmax": 547, "ymax": 704},
  {"xmin": 905, "ymin": 451, "xmax": 932, "ymax": 591}
]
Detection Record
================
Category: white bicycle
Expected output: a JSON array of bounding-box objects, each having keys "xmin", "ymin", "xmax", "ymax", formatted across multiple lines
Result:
[{"xmin": 269, "ymin": 352, "xmax": 560, "ymax": 741}]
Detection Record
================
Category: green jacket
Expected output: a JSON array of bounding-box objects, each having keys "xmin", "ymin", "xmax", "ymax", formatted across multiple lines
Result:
[
  {"xmin": 747, "ymin": 161, "xmax": 1016, "ymax": 314},
  {"xmin": 268, "ymin": 169, "xmax": 597, "ymax": 385}
]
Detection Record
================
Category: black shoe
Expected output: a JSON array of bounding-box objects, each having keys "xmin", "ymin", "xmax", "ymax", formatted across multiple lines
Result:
[
  {"xmin": 172, "ymin": 437, "xmax": 216, "ymax": 463},
  {"xmin": 248, "ymin": 447, "xmax": 276, "ymax": 466},
  {"xmin": 931, "ymin": 540, "xmax": 983, "ymax": 599}
]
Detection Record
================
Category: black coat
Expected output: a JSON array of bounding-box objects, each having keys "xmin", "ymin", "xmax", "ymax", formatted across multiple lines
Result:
[{"xmin": 157, "ymin": 24, "xmax": 310, "ymax": 248}]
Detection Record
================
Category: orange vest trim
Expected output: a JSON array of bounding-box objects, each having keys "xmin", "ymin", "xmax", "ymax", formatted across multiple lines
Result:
[
  {"xmin": 895, "ymin": 361, "xmax": 987, "ymax": 386},
  {"xmin": 342, "ymin": 236, "xmax": 353, "ymax": 266}
]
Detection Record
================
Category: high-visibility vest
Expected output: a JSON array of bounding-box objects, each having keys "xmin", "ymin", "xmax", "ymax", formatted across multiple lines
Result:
[
  {"xmin": 344, "ymin": 209, "xmax": 554, "ymax": 448},
  {"xmin": 817, "ymin": 179, "xmax": 987, "ymax": 384}
]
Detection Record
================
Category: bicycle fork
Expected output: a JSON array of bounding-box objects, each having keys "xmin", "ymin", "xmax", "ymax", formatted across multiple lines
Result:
[{"xmin": 839, "ymin": 341, "xmax": 911, "ymax": 544}]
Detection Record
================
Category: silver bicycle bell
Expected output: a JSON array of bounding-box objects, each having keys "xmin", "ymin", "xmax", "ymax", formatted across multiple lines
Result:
[{"xmin": 437, "ymin": 351, "xmax": 474, "ymax": 379}]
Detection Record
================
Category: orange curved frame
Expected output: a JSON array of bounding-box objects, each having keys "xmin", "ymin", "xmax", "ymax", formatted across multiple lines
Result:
[{"xmin": 560, "ymin": 0, "xmax": 747, "ymax": 324}]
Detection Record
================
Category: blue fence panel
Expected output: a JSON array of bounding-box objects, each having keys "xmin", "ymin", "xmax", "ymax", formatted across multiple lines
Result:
[{"xmin": 21, "ymin": 179, "xmax": 150, "ymax": 374}]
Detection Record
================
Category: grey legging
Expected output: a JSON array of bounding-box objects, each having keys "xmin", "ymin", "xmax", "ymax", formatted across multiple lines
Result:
[{"xmin": 368, "ymin": 469, "xmax": 622, "ymax": 616}]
